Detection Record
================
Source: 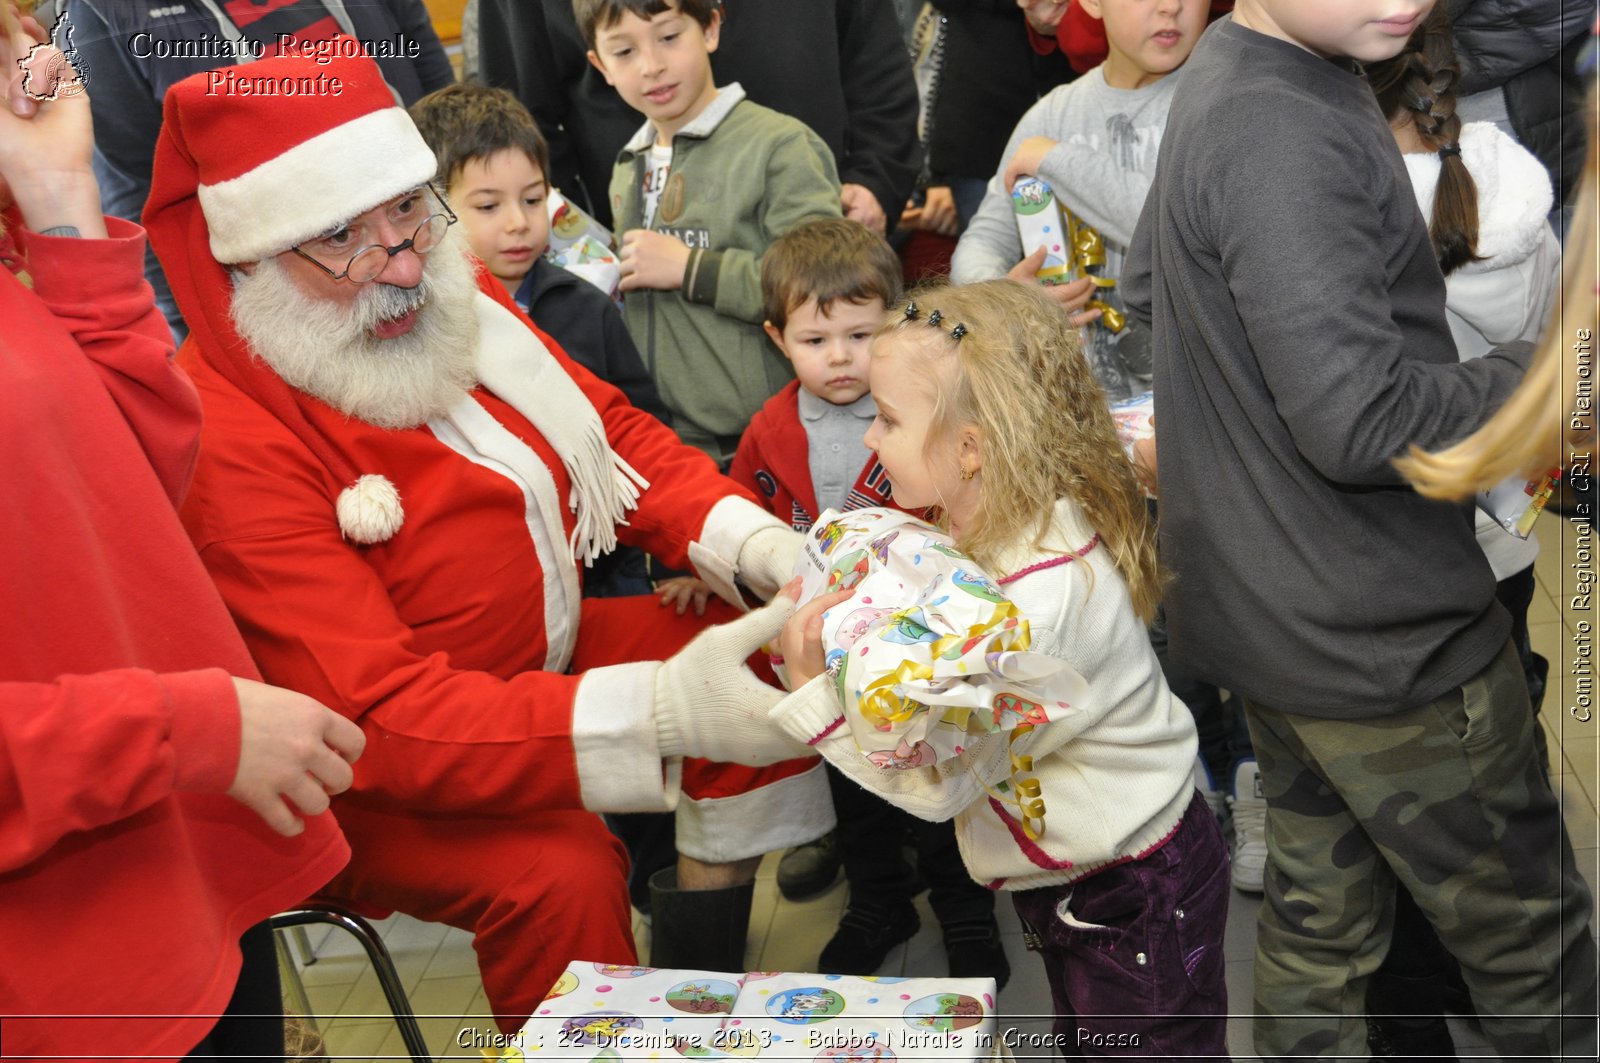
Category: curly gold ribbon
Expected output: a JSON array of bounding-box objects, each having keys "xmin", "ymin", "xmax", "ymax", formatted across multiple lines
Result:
[
  {"xmin": 978, "ymin": 725, "xmax": 1047, "ymax": 841},
  {"xmin": 1065, "ymin": 209, "xmax": 1126, "ymax": 334},
  {"xmin": 856, "ymin": 602, "xmax": 1035, "ymax": 731}
]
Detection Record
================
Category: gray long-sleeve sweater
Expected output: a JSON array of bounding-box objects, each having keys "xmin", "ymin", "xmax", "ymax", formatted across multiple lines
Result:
[
  {"xmin": 952, "ymin": 68, "xmax": 1178, "ymax": 399},
  {"xmin": 1123, "ymin": 18, "xmax": 1529, "ymax": 717}
]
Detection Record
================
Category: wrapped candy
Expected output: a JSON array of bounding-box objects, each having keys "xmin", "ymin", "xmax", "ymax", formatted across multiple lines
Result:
[
  {"xmin": 1010, "ymin": 176, "xmax": 1125, "ymax": 333},
  {"xmin": 790, "ymin": 509, "xmax": 1088, "ymax": 838},
  {"xmin": 544, "ymin": 190, "xmax": 622, "ymax": 302},
  {"xmin": 1478, "ymin": 467, "xmax": 1561, "ymax": 539}
]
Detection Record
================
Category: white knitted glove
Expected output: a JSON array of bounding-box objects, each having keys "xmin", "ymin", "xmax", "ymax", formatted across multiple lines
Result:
[
  {"xmin": 736, "ymin": 525, "xmax": 804, "ymax": 600},
  {"xmin": 654, "ymin": 592, "xmax": 816, "ymax": 767}
]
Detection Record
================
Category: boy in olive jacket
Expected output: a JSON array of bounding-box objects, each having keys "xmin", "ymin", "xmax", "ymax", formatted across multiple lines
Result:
[{"xmin": 579, "ymin": 0, "xmax": 842, "ymax": 466}]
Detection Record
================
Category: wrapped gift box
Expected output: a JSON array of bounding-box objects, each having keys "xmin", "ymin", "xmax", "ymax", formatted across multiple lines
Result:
[{"xmin": 500, "ymin": 961, "xmax": 1004, "ymax": 1062}]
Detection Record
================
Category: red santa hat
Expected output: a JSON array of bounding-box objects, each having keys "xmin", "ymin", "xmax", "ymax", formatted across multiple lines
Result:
[{"xmin": 144, "ymin": 47, "xmax": 437, "ymax": 544}]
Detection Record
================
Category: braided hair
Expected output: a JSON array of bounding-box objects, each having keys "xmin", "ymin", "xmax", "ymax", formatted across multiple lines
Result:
[{"xmin": 1367, "ymin": 7, "xmax": 1481, "ymax": 275}]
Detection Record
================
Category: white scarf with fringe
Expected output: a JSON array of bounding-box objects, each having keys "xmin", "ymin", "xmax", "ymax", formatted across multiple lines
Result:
[{"xmin": 467, "ymin": 292, "xmax": 651, "ymax": 565}]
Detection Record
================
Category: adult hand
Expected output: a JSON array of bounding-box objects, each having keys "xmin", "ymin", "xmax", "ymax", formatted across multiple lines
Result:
[
  {"xmin": 1003, "ymin": 136, "xmax": 1059, "ymax": 192},
  {"xmin": 840, "ymin": 183, "xmax": 887, "ymax": 236},
  {"xmin": 653, "ymin": 582, "xmax": 816, "ymax": 766},
  {"xmin": 1006, "ymin": 249, "xmax": 1103, "ymax": 326},
  {"xmin": 777, "ymin": 587, "xmax": 855, "ymax": 690},
  {"xmin": 902, "ymin": 186, "xmax": 959, "ymax": 237},
  {"xmin": 0, "ymin": 3, "xmax": 105, "ymax": 236},
  {"xmin": 618, "ymin": 228, "xmax": 690, "ymax": 291},
  {"xmin": 1018, "ymin": 0, "xmax": 1070, "ymax": 37},
  {"xmin": 228, "ymin": 677, "xmax": 366, "ymax": 837}
]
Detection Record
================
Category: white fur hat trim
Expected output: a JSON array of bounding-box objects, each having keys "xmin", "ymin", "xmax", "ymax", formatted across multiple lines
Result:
[{"xmin": 337, "ymin": 474, "xmax": 404, "ymax": 544}]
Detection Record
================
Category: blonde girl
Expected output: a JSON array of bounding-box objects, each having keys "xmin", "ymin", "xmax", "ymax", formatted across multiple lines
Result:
[{"xmin": 773, "ymin": 279, "xmax": 1230, "ymax": 1060}]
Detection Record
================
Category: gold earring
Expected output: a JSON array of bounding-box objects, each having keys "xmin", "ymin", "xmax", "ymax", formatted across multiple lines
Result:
[{"xmin": 960, "ymin": 466, "xmax": 975, "ymax": 481}]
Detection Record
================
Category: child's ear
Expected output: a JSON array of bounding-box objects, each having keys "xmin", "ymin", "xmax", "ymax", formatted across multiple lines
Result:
[
  {"xmin": 585, "ymin": 50, "xmax": 615, "ymax": 85},
  {"xmin": 1078, "ymin": 0, "xmax": 1104, "ymax": 22},
  {"xmin": 958, "ymin": 425, "xmax": 985, "ymax": 476},
  {"xmin": 763, "ymin": 320, "xmax": 789, "ymax": 356},
  {"xmin": 703, "ymin": 7, "xmax": 723, "ymax": 53}
]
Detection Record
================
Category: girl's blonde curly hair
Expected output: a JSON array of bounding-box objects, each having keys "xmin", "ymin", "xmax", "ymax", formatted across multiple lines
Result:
[{"xmin": 878, "ymin": 279, "xmax": 1164, "ymax": 621}]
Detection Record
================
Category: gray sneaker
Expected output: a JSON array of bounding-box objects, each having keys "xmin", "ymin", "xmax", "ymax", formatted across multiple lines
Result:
[{"xmin": 1229, "ymin": 758, "xmax": 1267, "ymax": 893}]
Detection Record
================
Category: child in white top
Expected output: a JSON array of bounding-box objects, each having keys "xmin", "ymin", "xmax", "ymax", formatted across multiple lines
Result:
[{"xmin": 772, "ymin": 279, "xmax": 1229, "ymax": 1058}]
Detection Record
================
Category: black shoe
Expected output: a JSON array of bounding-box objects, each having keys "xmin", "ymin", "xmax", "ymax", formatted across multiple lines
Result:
[
  {"xmin": 1366, "ymin": 1013, "xmax": 1459, "ymax": 1063},
  {"xmin": 942, "ymin": 917, "xmax": 1011, "ymax": 991},
  {"xmin": 776, "ymin": 833, "xmax": 841, "ymax": 901},
  {"xmin": 817, "ymin": 902, "xmax": 919, "ymax": 975}
]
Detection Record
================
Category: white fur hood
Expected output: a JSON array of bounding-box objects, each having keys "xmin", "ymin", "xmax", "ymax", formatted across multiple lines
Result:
[{"xmin": 1403, "ymin": 121, "xmax": 1553, "ymax": 273}]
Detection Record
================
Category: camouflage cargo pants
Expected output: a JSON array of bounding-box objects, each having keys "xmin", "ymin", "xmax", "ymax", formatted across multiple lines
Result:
[{"xmin": 1242, "ymin": 641, "xmax": 1597, "ymax": 1060}]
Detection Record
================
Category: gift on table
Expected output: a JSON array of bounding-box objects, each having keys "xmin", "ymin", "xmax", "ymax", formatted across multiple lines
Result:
[{"xmin": 502, "ymin": 960, "xmax": 1004, "ymax": 1062}]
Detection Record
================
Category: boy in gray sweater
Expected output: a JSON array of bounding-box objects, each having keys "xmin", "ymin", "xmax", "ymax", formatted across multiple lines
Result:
[
  {"xmin": 1124, "ymin": 7, "xmax": 1596, "ymax": 1059},
  {"xmin": 952, "ymin": 0, "xmax": 1207, "ymax": 400}
]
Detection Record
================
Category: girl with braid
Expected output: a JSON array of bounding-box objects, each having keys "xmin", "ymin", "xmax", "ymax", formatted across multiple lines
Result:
[
  {"xmin": 772, "ymin": 280, "xmax": 1231, "ymax": 1059},
  {"xmin": 1373, "ymin": 4, "xmax": 1561, "ymax": 758},
  {"xmin": 1361, "ymin": 11, "xmax": 1564, "ymax": 1057}
]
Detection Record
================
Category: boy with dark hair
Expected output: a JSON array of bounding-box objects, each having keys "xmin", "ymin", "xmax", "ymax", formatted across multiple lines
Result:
[
  {"xmin": 575, "ymin": 0, "xmax": 843, "ymax": 466},
  {"xmin": 409, "ymin": 82, "xmax": 666, "ymax": 425}
]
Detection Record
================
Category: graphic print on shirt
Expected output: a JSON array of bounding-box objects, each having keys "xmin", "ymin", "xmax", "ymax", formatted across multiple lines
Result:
[{"xmin": 1057, "ymin": 114, "xmax": 1161, "ymax": 401}]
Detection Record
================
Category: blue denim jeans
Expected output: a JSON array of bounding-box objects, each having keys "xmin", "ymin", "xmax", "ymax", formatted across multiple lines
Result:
[{"xmin": 1011, "ymin": 792, "xmax": 1230, "ymax": 1059}]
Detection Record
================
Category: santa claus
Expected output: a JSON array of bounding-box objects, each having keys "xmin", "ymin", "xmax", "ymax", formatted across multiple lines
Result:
[{"xmin": 144, "ymin": 47, "xmax": 828, "ymax": 1031}]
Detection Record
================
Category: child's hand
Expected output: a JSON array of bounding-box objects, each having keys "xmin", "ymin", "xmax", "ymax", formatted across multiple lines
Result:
[
  {"xmin": 1003, "ymin": 136, "xmax": 1059, "ymax": 191},
  {"xmin": 777, "ymin": 587, "xmax": 855, "ymax": 690},
  {"xmin": 901, "ymin": 186, "xmax": 959, "ymax": 237},
  {"xmin": 1132, "ymin": 429, "xmax": 1160, "ymax": 498},
  {"xmin": 618, "ymin": 229, "xmax": 690, "ymax": 291},
  {"xmin": 657, "ymin": 576, "xmax": 713, "ymax": 617},
  {"xmin": 1006, "ymin": 249, "xmax": 1104, "ymax": 327}
]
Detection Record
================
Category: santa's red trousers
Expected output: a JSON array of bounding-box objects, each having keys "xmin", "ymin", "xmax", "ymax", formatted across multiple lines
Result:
[{"xmin": 319, "ymin": 596, "xmax": 812, "ymax": 1031}]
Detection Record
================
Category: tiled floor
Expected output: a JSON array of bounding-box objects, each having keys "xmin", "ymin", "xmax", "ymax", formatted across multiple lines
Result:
[{"xmin": 283, "ymin": 511, "xmax": 1600, "ymax": 1061}]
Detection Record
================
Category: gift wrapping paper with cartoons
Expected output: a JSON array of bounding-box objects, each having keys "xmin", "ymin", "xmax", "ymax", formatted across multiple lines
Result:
[
  {"xmin": 546, "ymin": 190, "xmax": 623, "ymax": 302},
  {"xmin": 503, "ymin": 961, "xmax": 1002, "ymax": 1062},
  {"xmin": 786, "ymin": 509, "xmax": 1086, "ymax": 837}
]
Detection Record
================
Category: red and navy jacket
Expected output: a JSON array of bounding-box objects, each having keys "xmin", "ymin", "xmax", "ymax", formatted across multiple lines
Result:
[{"xmin": 728, "ymin": 380, "xmax": 897, "ymax": 530}]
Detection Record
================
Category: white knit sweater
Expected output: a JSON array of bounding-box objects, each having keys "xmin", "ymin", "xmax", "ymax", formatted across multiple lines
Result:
[{"xmin": 771, "ymin": 499, "xmax": 1198, "ymax": 890}]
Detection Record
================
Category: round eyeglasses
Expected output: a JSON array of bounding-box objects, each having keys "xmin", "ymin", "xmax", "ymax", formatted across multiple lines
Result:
[{"xmin": 291, "ymin": 187, "xmax": 458, "ymax": 284}]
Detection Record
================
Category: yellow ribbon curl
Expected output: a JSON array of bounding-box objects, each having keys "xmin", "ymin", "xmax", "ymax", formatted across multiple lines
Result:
[
  {"xmin": 850, "ymin": 602, "xmax": 1048, "ymax": 838},
  {"xmin": 1065, "ymin": 209, "xmax": 1126, "ymax": 334}
]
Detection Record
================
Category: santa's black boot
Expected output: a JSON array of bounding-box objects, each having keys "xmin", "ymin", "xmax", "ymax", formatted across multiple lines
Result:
[{"xmin": 646, "ymin": 867, "xmax": 754, "ymax": 972}]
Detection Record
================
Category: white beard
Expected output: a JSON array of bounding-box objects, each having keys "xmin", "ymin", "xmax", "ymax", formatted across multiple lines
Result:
[{"xmin": 230, "ymin": 227, "xmax": 482, "ymax": 429}]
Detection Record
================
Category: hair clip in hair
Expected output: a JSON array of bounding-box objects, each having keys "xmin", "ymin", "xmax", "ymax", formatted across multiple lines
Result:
[
  {"xmin": 1437, "ymin": 143, "xmax": 1461, "ymax": 159},
  {"xmin": 927, "ymin": 309, "xmax": 943, "ymax": 327},
  {"xmin": 950, "ymin": 323, "xmax": 968, "ymax": 340},
  {"xmin": 903, "ymin": 301, "xmax": 920, "ymax": 321}
]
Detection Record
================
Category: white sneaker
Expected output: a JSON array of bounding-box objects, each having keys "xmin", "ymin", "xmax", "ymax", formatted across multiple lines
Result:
[
  {"xmin": 1193, "ymin": 755, "xmax": 1228, "ymax": 827},
  {"xmin": 1228, "ymin": 758, "xmax": 1267, "ymax": 893}
]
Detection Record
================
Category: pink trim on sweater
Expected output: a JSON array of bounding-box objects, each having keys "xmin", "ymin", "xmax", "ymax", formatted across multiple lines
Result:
[
  {"xmin": 810, "ymin": 716, "xmax": 847, "ymax": 745},
  {"xmin": 987, "ymin": 793, "xmax": 1182, "ymax": 888},
  {"xmin": 997, "ymin": 534, "xmax": 1101, "ymax": 584}
]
